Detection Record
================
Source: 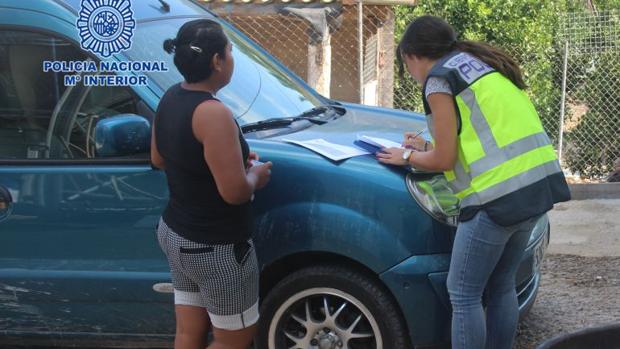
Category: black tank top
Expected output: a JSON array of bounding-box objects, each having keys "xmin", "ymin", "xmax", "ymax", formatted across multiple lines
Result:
[{"xmin": 155, "ymin": 83, "xmax": 251, "ymax": 244}]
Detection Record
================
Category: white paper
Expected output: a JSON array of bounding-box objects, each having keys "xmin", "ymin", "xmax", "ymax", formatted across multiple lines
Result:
[
  {"xmin": 282, "ymin": 138, "xmax": 370, "ymax": 161},
  {"xmin": 356, "ymin": 134, "xmax": 402, "ymax": 149}
]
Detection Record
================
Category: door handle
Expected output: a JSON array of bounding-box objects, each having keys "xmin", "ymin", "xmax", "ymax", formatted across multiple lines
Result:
[{"xmin": 152, "ymin": 283, "xmax": 174, "ymax": 294}]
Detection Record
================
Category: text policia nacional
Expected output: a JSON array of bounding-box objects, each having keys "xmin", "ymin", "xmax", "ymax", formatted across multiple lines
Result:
[{"xmin": 43, "ymin": 60, "xmax": 169, "ymax": 87}]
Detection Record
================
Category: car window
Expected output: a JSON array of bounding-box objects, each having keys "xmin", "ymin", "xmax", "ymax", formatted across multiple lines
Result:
[
  {"xmin": 0, "ymin": 29, "xmax": 147, "ymax": 160},
  {"xmin": 48, "ymin": 83, "xmax": 145, "ymax": 160},
  {"xmin": 125, "ymin": 18, "xmax": 323, "ymax": 125},
  {"xmin": 0, "ymin": 29, "xmax": 86, "ymax": 159}
]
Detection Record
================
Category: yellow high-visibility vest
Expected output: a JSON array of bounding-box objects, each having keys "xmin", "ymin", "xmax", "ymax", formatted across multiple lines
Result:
[{"xmin": 423, "ymin": 52, "xmax": 565, "ymax": 212}]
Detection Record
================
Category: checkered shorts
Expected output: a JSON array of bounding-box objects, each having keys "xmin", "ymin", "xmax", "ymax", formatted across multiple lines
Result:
[{"xmin": 156, "ymin": 218, "xmax": 259, "ymax": 330}]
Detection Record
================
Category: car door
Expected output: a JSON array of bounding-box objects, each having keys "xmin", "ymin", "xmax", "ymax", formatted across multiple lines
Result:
[{"xmin": 0, "ymin": 24, "xmax": 173, "ymax": 339}]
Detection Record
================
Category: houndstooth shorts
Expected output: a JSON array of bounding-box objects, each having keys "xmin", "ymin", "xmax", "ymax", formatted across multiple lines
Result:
[{"xmin": 156, "ymin": 218, "xmax": 259, "ymax": 330}]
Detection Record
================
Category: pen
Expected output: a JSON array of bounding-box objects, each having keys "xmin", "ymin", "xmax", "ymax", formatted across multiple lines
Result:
[
  {"xmin": 407, "ymin": 128, "xmax": 426, "ymax": 141},
  {"xmin": 403, "ymin": 128, "xmax": 427, "ymax": 149}
]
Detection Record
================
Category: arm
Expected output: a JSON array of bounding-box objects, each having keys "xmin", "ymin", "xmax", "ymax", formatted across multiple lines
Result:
[
  {"xmin": 377, "ymin": 93, "xmax": 457, "ymax": 171},
  {"xmin": 193, "ymin": 101, "xmax": 270, "ymax": 205},
  {"xmin": 409, "ymin": 93, "xmax": 457, "ymax": 171},
  {"xmin": 150, "ymin": 119, "xmax": 166, "ymax": 170}
]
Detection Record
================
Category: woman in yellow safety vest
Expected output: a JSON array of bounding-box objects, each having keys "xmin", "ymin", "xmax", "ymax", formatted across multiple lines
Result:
[{"xmin": 377, "ymin": 15, "xmax": 570, "ymax": 349}]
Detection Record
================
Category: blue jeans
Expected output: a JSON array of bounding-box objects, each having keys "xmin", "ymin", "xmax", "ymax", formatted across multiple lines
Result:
[{"xmin": 447, "ymin": 210, "xmax": 538, "ymax": 349}]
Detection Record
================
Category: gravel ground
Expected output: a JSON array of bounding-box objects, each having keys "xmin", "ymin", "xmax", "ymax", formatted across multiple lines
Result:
[
  {"xmin": 514, "ymin": 254, "xmax": 620, "ymax": 348},
  {"xmin": 514, "ymin": 199, "xmax": 620, "ymax": 349}
]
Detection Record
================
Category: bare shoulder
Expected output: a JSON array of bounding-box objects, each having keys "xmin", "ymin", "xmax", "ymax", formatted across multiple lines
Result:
[
  {"xmin": 192, "ymin": 100, "xmax": 236, "ymax": 141},
  {"xmin": 194, "ymin": 100, "xmax": 233, "ymax": 122}
]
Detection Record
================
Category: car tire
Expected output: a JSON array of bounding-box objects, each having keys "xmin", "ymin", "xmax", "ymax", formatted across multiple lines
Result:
[{"xmin": 256, "ymin": 265, "xmax": 411, "ymax": 349}]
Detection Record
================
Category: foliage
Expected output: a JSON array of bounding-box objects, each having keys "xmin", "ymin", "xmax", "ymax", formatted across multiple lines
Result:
[{"xmin": 393, "ymin": 1, "xmax": 620, "ymax": 177}]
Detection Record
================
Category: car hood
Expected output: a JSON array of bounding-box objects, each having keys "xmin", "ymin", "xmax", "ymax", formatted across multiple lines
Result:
[
  {"xmin": 248, "ymin": 103, "xmax": 454, "ymax": 269},
  {"xmin": 270, "ymin": 102, "xmax": 429, "ymax": 150}
]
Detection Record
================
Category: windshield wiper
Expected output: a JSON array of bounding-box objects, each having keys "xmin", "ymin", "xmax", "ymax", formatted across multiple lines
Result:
[
  {"xmin": 241, "ymin": 105, "xmax": 340, "ymax": 133},
  {"xmin": 158, "ymin": 0, "xmax": 170, "ymax": 12},
  {"xmin": 241, "ymin": 116, "xmax": 326, "ymax": 133}
]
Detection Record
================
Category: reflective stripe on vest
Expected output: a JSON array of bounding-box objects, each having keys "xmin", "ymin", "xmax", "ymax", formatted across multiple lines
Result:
[
  {"xmin": 448, "ymin": 160, "xmax": 471, "ymax": 193},
  {"xmin": 460, "ymin": 160, "xmax": 562, "ymax": 207}
]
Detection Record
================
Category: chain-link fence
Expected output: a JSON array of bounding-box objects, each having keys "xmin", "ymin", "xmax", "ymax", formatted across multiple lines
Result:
[
  {"xmin": 203, "ymin": 2, "xmax": 619, "ymax": 181},
  {"xmin": 206, "ymin": 2, "xmax": 397, "ymax": 106},
  {"xmin": 559, "ymin": 11, "xmax": 620, "ymax": 180}
]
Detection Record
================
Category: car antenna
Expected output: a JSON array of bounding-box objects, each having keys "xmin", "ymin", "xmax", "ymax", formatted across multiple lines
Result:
[{"xmin": 158, "ymin": 0, "xmax": 171, "ymax": 12}]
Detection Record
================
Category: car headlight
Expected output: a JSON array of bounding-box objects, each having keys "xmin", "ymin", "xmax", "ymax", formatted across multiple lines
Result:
[
  {"xmin": 406, "ymin": 173, "xmax": 460, "ymax": 227},
  {"xmin": 528, "ymin": 215, "xmax": 548, "ymax": 246}
]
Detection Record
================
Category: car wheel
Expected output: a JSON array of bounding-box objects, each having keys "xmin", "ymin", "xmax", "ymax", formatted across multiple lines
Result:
[{"xmin": 257, "ymin": 265, "xmax": 411, "ymax": 349}]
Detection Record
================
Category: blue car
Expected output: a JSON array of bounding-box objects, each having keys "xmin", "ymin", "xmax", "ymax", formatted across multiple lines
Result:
[{"xmin": 0, "ymin": 0, "xmax": 550, "ymax": 348}]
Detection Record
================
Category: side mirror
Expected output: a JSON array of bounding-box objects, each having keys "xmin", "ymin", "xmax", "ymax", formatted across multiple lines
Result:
[{"xmin": 95, "ymin": 114, "xmax": 151, "ymax": 157}]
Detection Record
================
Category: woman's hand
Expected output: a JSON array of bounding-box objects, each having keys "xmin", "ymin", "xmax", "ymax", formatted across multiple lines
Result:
[
  {"xmin": 376, "ymin": 147, "xmax": 409, "ymax": 166},
  {"xmin": 246, "ymin": 152, "xmax": 259, "ymax": 169},
  {"xmin": 248, "ymin": 161, "xmax": 272, "ymax": 190},
  {"xmin": 402, "ymin": 132, "xmax": 427, "ymax": 151}
]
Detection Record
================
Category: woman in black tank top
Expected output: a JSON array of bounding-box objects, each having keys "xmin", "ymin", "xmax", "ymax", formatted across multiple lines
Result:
[{"xmin": 151, "ymin": 19, "xmax": 272, "ymax": 349}]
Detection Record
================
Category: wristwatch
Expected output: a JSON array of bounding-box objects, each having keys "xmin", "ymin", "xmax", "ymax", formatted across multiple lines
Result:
[{"xmin": 402, "ymin": 149, "xmax": 413, "ymax": 162}]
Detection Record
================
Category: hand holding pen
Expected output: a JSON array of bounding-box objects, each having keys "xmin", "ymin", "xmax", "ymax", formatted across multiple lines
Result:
[{"xmin": 402, "ymin": 129, "xmax": 429, "ymax": 151}]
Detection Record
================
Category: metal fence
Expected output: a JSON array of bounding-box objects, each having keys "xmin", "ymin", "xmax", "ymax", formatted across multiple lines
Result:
[
  {"xmin": 206, "ymin": 2, "xmax": 620, "ymax": 181},
  {"xmin": 208, "ymin": 2, "xmax": 396, "ymax": 106},
  {"xmin": 558, "ymin": 11, "xmax": 620, "ymax": 180}
]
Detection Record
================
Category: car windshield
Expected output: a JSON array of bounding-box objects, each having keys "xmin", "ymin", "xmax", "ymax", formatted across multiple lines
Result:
[{"xmin": 125, "ymin": 18, "xmax": 323, "ymax": 125}]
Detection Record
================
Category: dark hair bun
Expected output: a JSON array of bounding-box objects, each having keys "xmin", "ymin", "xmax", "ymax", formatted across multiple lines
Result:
[
  {"xmin": 163, "ymin": 38, "xmax": 176, "ymax": 54},
  {"xmin": 167, "ymin": 19, "xmax": 229, "ymax": 83}
]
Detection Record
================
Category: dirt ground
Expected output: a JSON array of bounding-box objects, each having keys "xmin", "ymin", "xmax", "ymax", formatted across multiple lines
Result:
[{"xmin": 514, "ymin": 199, "xmax": 620, "ymax": 349}]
